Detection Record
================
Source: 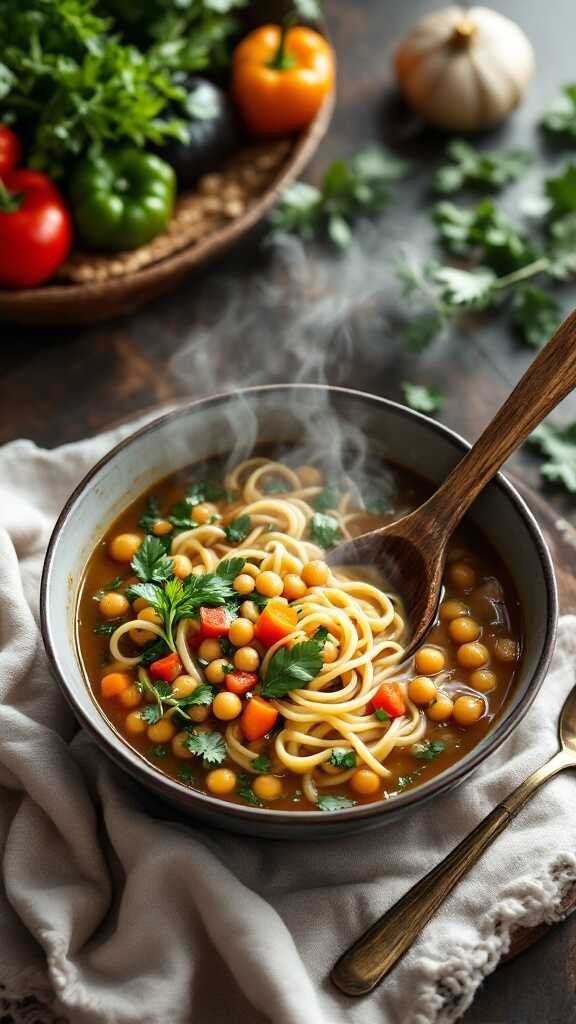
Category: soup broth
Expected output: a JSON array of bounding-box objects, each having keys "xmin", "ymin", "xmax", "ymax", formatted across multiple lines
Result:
[{"xmin": 76, "ymin": 454, "xmax": 522, "ymax": 812}]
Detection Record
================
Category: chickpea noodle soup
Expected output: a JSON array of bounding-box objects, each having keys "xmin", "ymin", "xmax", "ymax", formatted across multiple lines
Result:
[{"xmin": 77, "ymin": 455, "xmax": 522, "ymax": 812}]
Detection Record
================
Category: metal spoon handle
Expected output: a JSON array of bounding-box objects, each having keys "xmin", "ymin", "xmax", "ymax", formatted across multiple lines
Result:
[
  {"xmin": 331, "ymin": 748, "xmax": 573, "ymax": 997},
  {"xmin": 427, "ymin": 308, "xmax": 576, "ymax": 535}
]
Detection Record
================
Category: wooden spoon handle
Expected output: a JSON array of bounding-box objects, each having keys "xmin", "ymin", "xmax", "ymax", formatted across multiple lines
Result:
[{"xmin": 428, "ymin": 308, "xmax": 576, "ymax": 532}]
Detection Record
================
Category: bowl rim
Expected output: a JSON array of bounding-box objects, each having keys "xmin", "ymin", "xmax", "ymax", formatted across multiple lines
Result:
[{"xmin": 40, "ymin": 384, "xmax": 559, "ymax": 827}]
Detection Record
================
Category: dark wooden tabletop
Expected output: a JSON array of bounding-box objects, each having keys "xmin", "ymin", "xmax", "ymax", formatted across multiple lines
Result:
[{"xmin": 3, "ymin": 1, "xmax": 576, "ymax": 1020}]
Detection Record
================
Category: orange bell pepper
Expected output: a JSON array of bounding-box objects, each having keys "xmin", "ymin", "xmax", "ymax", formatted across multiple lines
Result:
[
  {"xmin": 254, "ymin": 599, "xmax": 297, "ymax": 648},
  {"xmin": 241, "ymin": 695, "xmax": 279, "ymax": 741},
  {"xmin": 232, "ymin": 23, "xmax": 335, "ymax": 136}
]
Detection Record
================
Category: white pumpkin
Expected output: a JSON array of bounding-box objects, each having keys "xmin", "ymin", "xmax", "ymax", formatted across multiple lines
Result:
[{"xmin": 394, "ymin": 6, "xmax": 535, "ymax": 132}]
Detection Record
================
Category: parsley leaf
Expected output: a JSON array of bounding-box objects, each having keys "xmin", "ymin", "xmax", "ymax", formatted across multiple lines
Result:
[
  {"xmin": 546, "ymin": 163, "xmax": 576, "ymax": 213},
  {"xmin": 260, "ymin": 638, "xmax": 324, "ymax": 698},
  {"xmin": 138, "ymin": 638, "xmax": 171, "ymax": 666},
  {"xmin": 168, "ymin": 500, "xmax": 194, "ymax": 531},
  {"xmin": 374, "ymin": 709, "xmax": 390, "ymax": 723},
  {"xmin": 129, "ymin": 566, "xmax": 241, "ymax": 650},
  {"xmin": 317, "ymin": 794, "xmax": 356, "ymax": 811},
  {"xmin": 177, "ymin": 766, "xmax": 196, "ymax": 785},
  {"xmin": 401, "ymin": 382, "xmax": 443, "ymax": 414},
  {"xmin": 510, "ymin": 286, "xmax": 562, "ymax": 347},
  {"xmin": 237, "ymin": 773, "xmax": 263, "ymax": 806},
  {"xmin": 92, "ymin": 576, "xmax": 123, "ymax": 601},
  {"xmin": 312, "ymin": 486, "xmax": 339, "ymax": 512},
  {"xmin": 329, "ymin": 748, "xmax": 357, "ymax": 769},
  {"xmin": 251, "ymin": 753, "xmax": 272, "ymax": 773},
  {"xmin": 138, "ymin": 496, "xmax": 162, "ymax": 533},
  {"xmin": 138, "ymin": 704, "xmax": 163, "ymax": 725},
  {"xmin": 225, "ymin": 514, "xmax": 252, "ymax": 544},
  {"xmin": 149, "ymin": 744, "xmax": 168, "ymax": 760},
  {"xmin": 217, "ymin": 557, "xmax": 246, "ymax": 581},
  {"xmin": 131, "ymin": 536, "xmax": 174, "ymax": 583},
  {"xmin": 542, "ymin": 84, "xmax": 576, "ymax": 140},
  {"xmin": 433, "ymin": 265, "xmax": 497, "ymax": 308},
  {"xmin": 185, "ymin": 480, "xmax": 226, "ymax": 506},
  {"xmin": 412, "ymin": 740, "xmax": 446, "ymax": 762},
  {"xmin": 434, "ymin": 141, "xmax": 532, "ymax": 194},
  {"xmin": 309, "ymin": 512, "xmax": 342, "ymax": 549},
  {"xmin": 92, "ymin": 622, "xmax": 118, "ymax": 636},
  {"xmin": 528, "ymin": 421, "xmax": 576, "ymax": 492},
  {"xmin": 185, "ymin": 730, "xmax": 227, "ymax": 767},
  {"xmin": 397, "ymin": 770, "xmax": 422, "ymax": 790},
  {"xmin": 313, "ymin": 626, "xmax": 329, "ymax": 647}
]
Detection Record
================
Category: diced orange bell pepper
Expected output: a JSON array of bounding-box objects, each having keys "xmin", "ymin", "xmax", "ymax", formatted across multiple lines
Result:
[
  {"xmin": 240, "ymin": 695, "xmax": 279, "ymax": 741},
  {"xmin": 254, "ymin": 599, "xmax": 297, "ymax": 648}
]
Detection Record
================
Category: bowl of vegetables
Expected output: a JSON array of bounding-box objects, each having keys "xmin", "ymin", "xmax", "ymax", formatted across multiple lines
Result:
[{"xmin": 0, "ymin": 0, "xmax": 334, "ymax": 327}]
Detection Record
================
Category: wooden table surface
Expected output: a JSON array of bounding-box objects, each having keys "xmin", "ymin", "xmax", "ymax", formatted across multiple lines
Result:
[{"xmin": 3, "ymin": 1, "xmax": 576, "ymax": 1020}]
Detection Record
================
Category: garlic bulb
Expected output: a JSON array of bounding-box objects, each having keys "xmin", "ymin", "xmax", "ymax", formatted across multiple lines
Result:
[{"xmin": 394, "ymin": 6, "xmax": 535, "ymax": 132}]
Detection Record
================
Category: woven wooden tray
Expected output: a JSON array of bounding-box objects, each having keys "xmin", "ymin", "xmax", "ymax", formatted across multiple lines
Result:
[{"xmin": 0, "ymin": 3, "xmax": 333, "ymax": 328}]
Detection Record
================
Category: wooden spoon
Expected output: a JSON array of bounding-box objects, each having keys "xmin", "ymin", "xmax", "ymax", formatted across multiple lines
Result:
[{"xmin": 327, "ymin": 308, "xmax": 576, "ymax": 654}]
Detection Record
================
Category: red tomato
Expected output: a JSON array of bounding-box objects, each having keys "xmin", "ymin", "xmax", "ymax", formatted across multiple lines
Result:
[
  {"xmin": 369, "ymin": 683, "xmax": 406, "ymax": 719},
  {"xmin": 0, "ymin": 169, "xmax": 72, "ymax": 288},
  {"xmin": 149, "ymin": 652, "xmax": 182, "ymax": 683},
  {"xmin": 225, "ymin": 670, "xmax": 258, "ymax": 696},
  {"xmin": 199, "ymin": 606, "xmax": 230, "ymax": 638},
  {"xmin": 0, "ymin": 125, "xmax": 21, "ymax": 177}
]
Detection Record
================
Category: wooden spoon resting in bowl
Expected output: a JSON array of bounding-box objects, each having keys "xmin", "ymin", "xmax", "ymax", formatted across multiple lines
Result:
[{"xmin": 328, "ymin": 309, "xmax": 576, "ymax": 653}]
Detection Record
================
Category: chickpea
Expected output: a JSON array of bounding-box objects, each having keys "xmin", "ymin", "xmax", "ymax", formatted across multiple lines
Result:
[
  {"xmin": 414, "ymin": 646, "xmax": 445, "ymax": 675},
  {"xmin": 453, "ymin": 695, "xmax": 485, "ymax": 727},
  {"xmin": 172, "ymin": 730, "xmax": 195, "ymax": 759},
  {"xmin": 172, "ymin": 554, "xmax": 193, "ymax": 579},
  {"xmin": 204, "ymin": 658, "xmax": 230, "ymax": 685},
  {"xmin": 239, "ymin": 599, "xmax": 260, "ymax": 622},
  {"xmin": 255, "ymin": 571, "xmax": 284, "ymax": 598},
  {"xmin": 118, "ymin": 684, "xmax": 142, "ymax": 709},
  {"xmin": 138, "ymin": 607, "xmax": 162, "ymax": 626},
  {"xmin": 234, "ymin": 573, "xmax": 256, "ymax": 596},
  {"xmin": 234, "ymin": 646, "xmax": 260, "ymax": 672},
  {"xmin": 125, "ymin": 710, "xmax": 147, "ymax": 735},
  {"xmin": 109, "ymin": 533, "xmax": 142, "ymax": 563},
  {"xmin": 99, "ymin": 591, "xmax": 129, "ymax": 619},
  {"xmin": 427, "ymin": 695, "xmax": 454, "ymax": 722},
  {"xmin": 198, "ymin": 638, "xmax": 222, "ymax": 662},
  {"xmin": 188, "ymin": 705, "xmax": 210, "ymax": 723},
  {"xmin": 350, "ymin": 768, "xmax": 381, "ymax": 796},
  {"xmin": 171, "ymin": 675, "xmax": 198, "ymax": 699},
  {"xmin": 206, "ymin": 768, "xmax": 237, "ymax": 795},
  {"xmin": 213, "ymin": 691, "xmax": 242, "ymax": 721},
  {"xmin": 252, "ymin": 774, "xmax": 283, "ymax": 801},
  {"xmin": 147, "ymin": 719, "xmax": 176, "ymax": 743},
  {"xmin": 152, "ymin": 519, "xmax": 173, "ymax": 536},
  {"xmin": 493, "ymin": 638, "xmax": 519, "ymax": 663},
  {"xmin": 192, "ymin": 503, "xmax": 217, "ymax": 525},
  {"xmin": 229, "ymin": 618, "xmax": 255, "ymax": 647},
  {"xmin": 129, "ymin": 625, "xmax": 156, "ymax": 647},
  {"xmin": 282, "ymin": 574, "xmax": 307, "ymax": 601},
  {"xmin": 439, "ymin": 599, "xmax": 469, "ymax": 622},
  {"xmin": 469, "ymin": 668, "xmax": 498, "ymax": 693},
  {"xmin": 448, "ymin": 616, "xmax": 481, "ymax": 645},
  {"xmin": 296, "ymin": 465, "xmax": 322, "ymax": 487},
  {"xmin": 132, "ymin": 597, "xmax": 149, "ymax": 613},
  {"xmin": 449, "ymin": 562, "xmax": 477, "ymax": 590},
  {"xmin": 301, "ymin": 560, "xmax": 329, "ymax": 587},
  {"xmin": 457, "ymin": 642, "xmax": 489, "ymax": 670},
  {"xmin": 322, "ymin": 641, "xmax": 339, "ymax": 664},
  {"xmin": 408, "ymin": 676, "xmax": 437, "ymax": 706}
]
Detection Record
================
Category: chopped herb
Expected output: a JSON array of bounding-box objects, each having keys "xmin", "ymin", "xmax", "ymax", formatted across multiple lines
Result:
[
  {"xmin": 292, "ymin": 789, "xmax": 303, "ymax": 803},
  {"xmin": 217, "ymin": 557, "xmax": 246, "ymax": 581},
  {"xmin": 309, "ymin": 512, "xmax": 342, "ymax": 549},
  {"xmin": 528, "ymin": 421, "xmax": 576, "ymax": 492},
  {"xmin": 396, "ymin": 770, "xmax": 422, "ymax": 790},
  {"xmin": 131, "ymin": 535, "xmax": 174, "ymax": 583},
  {"xmin": 510, "ymin": 286, "xmax": 562, "ymax": 347},
  {"xmin": 542, "ymin": 85, "xmax": 576, "ymax": 140},
  {"xmin": 185, "ymin": 480, "xmax": 226, "ymax": 506},
  {"xmin": 148, "ymin": 744, "xmax": 168, "ymax": 759},
  {"xmin": 237, "ymin": 773, "xmax": 263, "ymax": 806},
  {"xmin": 138, "ymin": 704, "xmax": 163, "ymax": 725},
  {"xmin": 250, "ymin": 592, "xmax": 270, "ymax": 610},
  {"xmin": 184, "ymin": 729, "xmax": 227, "ymax": 767},
  {"xmin": 168, "ymin": 500, "xmax": 194, "ymax": 531},
  {"xmin": 263, "ymin": 479, "xmax": 291, "ymax": 494},
  {"xmin": 139, "ymin": 496, "xmax": 162, "ymax": 533},
  {"xmin": 401, "ymin": 382, "xmax": 443, "ymax": 414},
  {"xmin": 139, "ymin": 638, "xmax": 171, "ymax": 666},
  {"xmin": 434, "ymin": 141, "xmax": 532, "ymax": 194},
  {"xmin": 313, "ymin": 625, "xmax": 329, "ymax": 647},
  {"xmin": 374, "ymin": 709, "xmax": 390, "ymax": 723},
  {"xmin": 260, "ymin": 638, "xmax": 324, "ymax": 698},
  {"xmin": 329, "ymin": 748, "xmax": 357, "ymax": 769},
  {"xmin": 412, "ymin": 739, "xmax": 446, "ymax": 762},
  {"xmin": 317, "ymin": 794, "xmax": 356, "ymax": 811},
  {"xmin": 312, "ymin": 486, "xmax": 339, "ymax": 512},
  {"xmin": 225, "ymin": 514, "xmax": 252, "ymax": 544},
  {"xmin": 92, "ymin": 576, "xmax": 123, "ymax": 601},
  {"xmin": 251, "ymin": 753, "xmax": 272, "ymax": 773},
  {"xmin": 177, "ymin": 767, "xmax": 196, "ymax": 785},
  {"xmin": 93, "ymin": 622, "xmax": 121, "ymax": 636}
]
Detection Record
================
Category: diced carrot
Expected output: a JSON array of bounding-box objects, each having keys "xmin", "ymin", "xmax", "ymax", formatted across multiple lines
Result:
[
  {"xmin": 240, "ymin": 695, "xmax": 279, "ymax": 741},
  {"xmin": 101, "ymin": 672, "xmax": 132, "ymax": 698},
  {"xmin": 149, "ymin": 652, "xmax": 182, "ymax": 683},
  {"xmin": 225, "ymin": 670, "xmax": 258, "ymax": 696},
  {"xmin": 369, "ymin": 682, "xmax": 406, "ymax": 718},
  {"xmin": 254, "ymin": 599, "xmax": 297, "ymax": 648},
  {"xmin": 199, "ymin": 606, "xmax": 230, "ymax": 638}
]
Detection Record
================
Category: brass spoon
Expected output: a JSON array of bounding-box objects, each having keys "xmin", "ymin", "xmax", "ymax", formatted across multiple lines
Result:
[
  {"xmin": 327, "ymin": 309, "xmax": 576, "ymax": 655},
  {"xmin": 332, "ymin": 682, "xmax": 576, "ymax": 996}
]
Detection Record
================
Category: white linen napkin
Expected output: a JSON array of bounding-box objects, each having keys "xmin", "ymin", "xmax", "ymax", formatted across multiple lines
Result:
[{"xmin": 1, "ymin": 419, "xmax": 576, "ymax": 1024}]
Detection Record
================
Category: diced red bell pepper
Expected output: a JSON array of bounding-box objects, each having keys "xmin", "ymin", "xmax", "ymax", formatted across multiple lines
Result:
[
  {"xmin": 369, "ymin": 682, "xmax": 406, "ymax": 719},
  {"xmin": 240, "ymin": 695, "xmax": 279, "ymax": 740},
  {"xmin": 199, "ymin": 606, "xmax": 231, "ymax": 638},
  {"xmin": 254, "ymin": 599, "xmax": 297, "ymax": 648},
  {"xmin": 225, "ymin": 670, "xmax": 258, "ymax": 696},
  {"xmin": 149, "ymin": 652, "xmax": 182, "ymax": 683}
]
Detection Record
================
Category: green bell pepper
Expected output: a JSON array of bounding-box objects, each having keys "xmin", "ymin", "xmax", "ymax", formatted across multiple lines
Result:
[{"xmin": 70, "ymin": 148, "xmax": 176, "ymax": 251}]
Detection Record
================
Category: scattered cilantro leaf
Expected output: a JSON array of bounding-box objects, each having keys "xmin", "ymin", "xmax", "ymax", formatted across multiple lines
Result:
[
  {"xmin": 545, "ymin": 163, "xmax": 576, "ymax": 213},
  {"xmin": 139, "ymin": 496, "xmax": 162, "ymax": 533},
  {"xmin": 185, "ymin": 730, "xmax": 227, "ymax": 767},
  {"xmin": 317, "ymin": 794, "xmax": 356, "ymax": 811},
  {"xmin": 397, "ymin": 770, "xmax": 423, "ymax": 790},
  {"xmin": 92, "ymin": 622, "xmax": 118, "ymax": 636},
  {"xmin": 312, "ymin": 486, "xmax": 339, "ymax": 512},
  {"xmin": 412, "ymin": 740, "xmax": 446, "ymax": 762},
  {"xmin": 433, "ymin": 265, "xmax": 497, "ymax": 308},
  {"xmin": 139, "ymin": 638, "xmax": 171, "ymax": 666},
  {"xmin": 374, "ymin": 709, "xmax": 390, "ymax": 723},
  {"xmin": 168, "ymin": 500, "xmax": 194, "ymax": 531},
  {"xmin": 149, "ymin": 744, "xmax": 168, "ymax": 760},
  {"xmin": 329, "ymin": 748, "xmax": 357, "ymax": 769},
  {"xmin": 510, "ymin": 286, "xmax": 562, "ymax": 347},
  {"xmin": 186, "ymin": 480, "xmax": 226, "ymax": 506},
  {"xmin": 237, "ymin": 773, "xmax": 263, "ymax": 806},
  {"xmin": 528, "ymin": 421, "xmax": 576, "ymax": 492},
  {"xmin": 401, "ymin": 382, "xmax": 443, "ymax": 414},
  {"xmin": 251, "ymin": 754, "xmax": 272, "ymax": 774},
  {"xmin": 139, "ymin": 704, "xmax": 163, "ymax": 725},
  {"xmin": 309, "ymin": 512, "xmax": 342, "ymax": 549},
  {"xmin": 434, "ymin": 141, "xmax": 532, "ymax": 194},
  {"xmin": 313, "ymin": 626, "xmax": 329, "ymax": 647},
  {"xmin": 131, "ymin": 536, "xmax": 174, "ymax": 583},
  {"xmin": 225, "ymin": 514, "xmax": 252, "ymax": 544},
  {"xmin": 542, "ymin": 85, "xmax": 576, "ymax": 140},
  {"xmin": 177, "ymin": 767, "xmax": 196, "ymax": 785},
  {"xmin": 260, "ymin": 638, "xmax": 324, "ymax": 698},
  {"xmin": 433, "ymin": 199, "xmax": 539, "ymax": 272},
  {"xmin": 92, "ymin": 577, "xmax": 123, "ymax": 601}
]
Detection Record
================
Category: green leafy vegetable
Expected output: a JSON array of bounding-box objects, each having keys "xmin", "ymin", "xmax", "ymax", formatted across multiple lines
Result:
[
  {"xmin": 396, "ymin": 770, "xmax": 423, "ymax": 790},
  {"xmin": 177, "ymin": 766, "xmax": 196, "ymax": 785},
  {"xmin": 138, "ymin": 496, "xmax": 162, "ymax": 533},
  {"xmin": 541, "ymin": 84, "xmax": 576, "ymax": 140},
  {"xmin": 316, "ymin": 794, "xmax": 356, "ymax": 811},
  {"xmin": 329, "ymin": 748, "xmax": 357, "ymax": 769},
  {"xmin": 92, "ymin": 622, "xmax": 118, "ymax": 636},
  {"xmin": 251, "ymin": 753, "xmax": 272, "ymax": 774},
  {"xmin": 374, "ymin": 709, "xmax": 390, "ymax": 723},
  {"xmin": 510, "ymin": 286, "xmax": 562, "ymax": 347},
  {"xmin": 312, "ymin": 486, "xmax": 339, "ymax": 512},
  {"xmin": 270, "ymin": 147, "xmax": 409, "ymax": 247},
  {"xmin": 309, "ymin": 512, "xmax": 342, "ymax": 549},
  {"xmin": 138, "ymin": 638, "xmax": 171, "ymax": 666},
  {"xmin": 217, "ymin": 557, "xmax": 246, "ymax": 581},
  {"xmin": 185, "ymin": 480, "xmax": 227, "ymax": 505},
  {"xmin": 185, "ymin": 729, "xmax": 227, "ymax": 767},
  {"xmin": 137, "ymin": 668, "xmax": 215, "ymax": 723},
  {"xmin": 312, "ymin": 626, "xmax": 329, "ymax": 647},
  {"xmin": 138, "ymin": 704, "xmax": 164, "ymax": 725},
  {"xmin": 149, "ymin": 744, "xmax": 168, "ymax": 759},
  {"xmin": 412, "ymin": 739, "xmax": 446, "ymax": 762},
  {"xmin": 528, "ymin": 421, "xmax": 576, "ymax": 492},
  {"xmin": 225, "ymin": 514, "xmax": 251, "ymax": 544},
  {"xmin": 237, "ymin": 773, "xmax": 263, "ymax": 806},
  {"xmin": 401, "ymin": 382, "xmax": 443, "ymax": 414},
  {"xmin": 260, "ymin": 638, "xmax": 324, "ymax": 698},
  {"xmin": 131, "ymin": 536, "xmax": 174, "ymax": 583},
  {"xmin": 92, "ymin": 576, "xmax": 123, "ymax": 601},
  {"xmin": 434, "ymin": 141, "xmax": 532, "ymax": 194}
]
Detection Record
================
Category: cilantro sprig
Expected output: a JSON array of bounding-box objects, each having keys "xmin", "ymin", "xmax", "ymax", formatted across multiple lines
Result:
[
  {"xmin": 434, "ymin": 141, "xmax": 532, "ymax": 194},
  {"xmin": 309, "ymin": 512, "xmax": 342, "ymax": 549},
  {"xmin": 138, "ymin": 668, "xmax": 215, "ymax": 724},
  {"xmin": 316, "ymin": 794, "xmax": 356, "ymax": 811},
  {"xmin": 184, "ymin": 730, "xmax": 227, "ymax": 768},
  {"xmin": 260, "ymin": 638, "xmax": 324, "ymax": 698},
  {"xmin": 131, "ymin": 535, "xmax": 174, "ymax": 583},
  {"xmin": 329, "ymin": 748, "xmax": 357, "ymax": 770},
  {"xmin": 412, "ymin": 740, "xmax": 446, "ymax": 762},
  {"xmin": 92, "ymin": 577, "xmax": 123, "ymax": 601}
]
